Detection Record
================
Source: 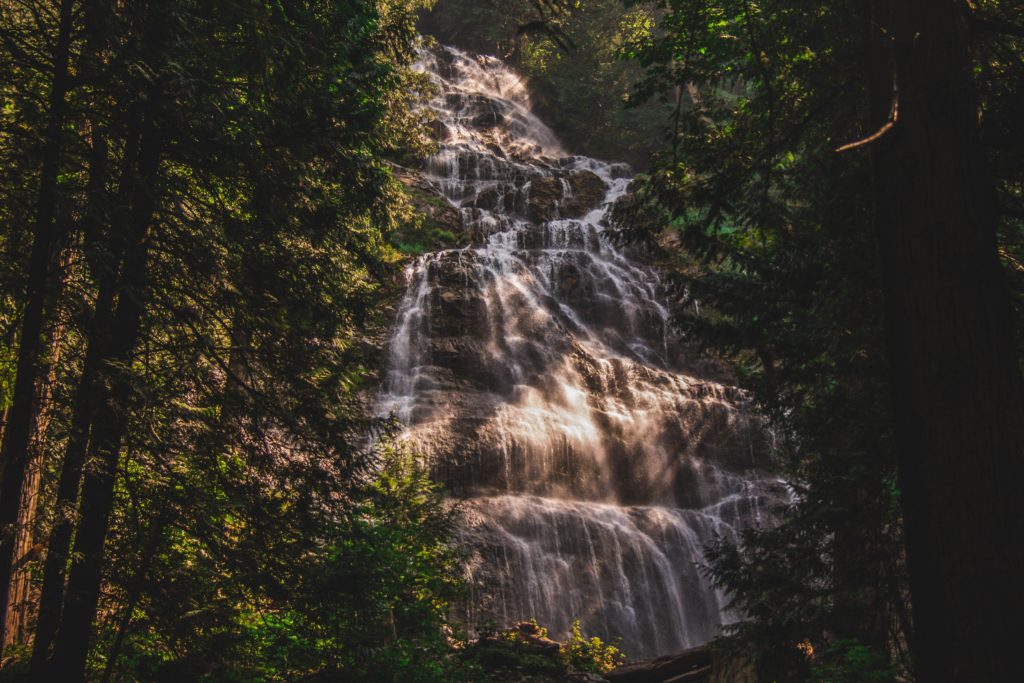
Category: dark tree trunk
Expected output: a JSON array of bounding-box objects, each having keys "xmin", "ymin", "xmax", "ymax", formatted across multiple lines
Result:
[
  {"xmin": 3, "ymin": 243, "xmax": 73, "ymax": 648},
  {"xmin": 29, "ymin": 127, "xmax": 122, "ymax": 677},
  {"xmin": 48, "ymin": 111, "xmax": 162, "ymax": 683},
  {"xmin": 0, "ymin": 0, "xmax": 76, "ymax": 649},
  {"xmin": 868, "ymin": 2, "xmax": 1024, "ymax": 680}
]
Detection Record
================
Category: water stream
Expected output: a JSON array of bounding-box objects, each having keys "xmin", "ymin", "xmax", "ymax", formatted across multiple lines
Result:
[{"xmin": 380, "ymin": 45, "xmax": 788, "ymax": 659}]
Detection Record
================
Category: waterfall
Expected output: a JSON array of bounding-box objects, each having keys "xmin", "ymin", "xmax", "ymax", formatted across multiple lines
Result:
[{"xmin": 380, "ymin": 45, "xmax": 789, "ymax": 659}]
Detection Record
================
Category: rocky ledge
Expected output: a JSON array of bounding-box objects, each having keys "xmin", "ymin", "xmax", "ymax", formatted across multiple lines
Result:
[{"xmin": 526, "ymin": 169, "xmax": 608, "ymax": 222}]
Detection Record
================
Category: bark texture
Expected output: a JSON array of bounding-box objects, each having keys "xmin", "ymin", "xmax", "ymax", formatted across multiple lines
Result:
[
  {"xmin": 3, "ymin": 245, "xmax": 72, "ymax": 648},
  {"xmin": 869, "ymin": 2, "xmax": 1024, "ymax": 680},
  {"xmin": 0, "ymin": 0, "xmax": 76, "ymax": 649}
]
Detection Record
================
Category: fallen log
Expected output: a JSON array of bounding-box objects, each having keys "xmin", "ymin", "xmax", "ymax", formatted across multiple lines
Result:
[{"xmin": 606, "ymin": 645, "xmax": 712, "ymax": 683}]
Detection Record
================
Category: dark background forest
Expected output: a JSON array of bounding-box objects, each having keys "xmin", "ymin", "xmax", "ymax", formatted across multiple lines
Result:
[{"xmin": 0, "ymin": 0, "xmax": 1021, "ymax": 681}]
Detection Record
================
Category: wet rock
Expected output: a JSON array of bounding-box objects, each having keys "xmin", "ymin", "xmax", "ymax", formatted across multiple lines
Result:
[
  {"xmin": 393, "ymin": 169, "xmax": 463, "ymax": 245},
  {"xmin": 472, "ymin": 109, "xmax": 504, "ymax": 129},
  {"xmin": 427, "ymin": 118, "xmax": 450, "ymax": 141},
  {"xmin": 433, "ymin": 45, "xmax": 459, "ymax": 80},
  {"xmin": 469, "ymin": 99, "xmax": 507, "ymax": 129},
  {"xmin": 565, "ymin": 170, "xmax": 609, "ymax": 216},
  {"xmin": 527, "ymin": 175, "xmax": 564, "ymax": 222},
  {"xmin": 445, "ymin": 92, "xmax": 467, "ymax": 110},
  {"xmin": 527, "ymin": 171, "xmax": 608, "ymax": 222},
  {"xmin": 382, "ymin": 44, "xmax": 786, "ymax": 661},
  {"xmin": 608, "ymin": 163, "xmax": 632, "ymax": 180},
  {"xmin": 423, "ymin": 197, "xmax": 461, "ymax": 234},
  {"xmin": 470, "ymin": 186, "xmax": 507, "ymax": 212},
  {"xmin": 558, "ymin": 263, "xmax": 581, "ymax": 294}
]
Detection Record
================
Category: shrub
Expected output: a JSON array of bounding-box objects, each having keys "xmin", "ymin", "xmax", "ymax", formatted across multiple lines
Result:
[{"xmin": 560, "ymin": 620, "xmax": 625, "ymax": 674}]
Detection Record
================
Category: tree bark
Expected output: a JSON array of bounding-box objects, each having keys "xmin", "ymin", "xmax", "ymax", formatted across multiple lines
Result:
[
  {"xmin": 48, "ymin": 110, "xmax": 162, "ymax": 683},
  {"xmin": 29, "ymin": 129, "xmax": 120, "ymax": 675},
  {"xmin": 868, "ymin": 2, "xmax": 1024, "ymax": 680},
  {"xmin": 3, "ymin": 244, "xmax": 73, "ymax": 649},
  {"xmin": 0, "ymin": 0, "xmax": 77, "ymax": 650}
]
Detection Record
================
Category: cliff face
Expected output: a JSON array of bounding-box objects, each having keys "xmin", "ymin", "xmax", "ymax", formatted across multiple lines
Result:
[{"xmin": 379, "ymin": 46, "xmax": 789, "ymax": 659}]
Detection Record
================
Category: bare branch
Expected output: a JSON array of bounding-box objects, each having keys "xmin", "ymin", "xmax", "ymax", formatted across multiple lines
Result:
[{"xmin": 837, "ymin": 72, "xmax": 899, "ymax": 153}]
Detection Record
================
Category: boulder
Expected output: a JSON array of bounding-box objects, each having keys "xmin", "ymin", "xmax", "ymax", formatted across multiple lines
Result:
[
  {"xmin": 569, "ymin": 674, "xmax": 609, "ymax": 683},
  {"xmin": 527, "ymin": 172, "xmax": 609, "ymax": 223},
  {"xmin": 527, "ymin": 175, "xmax": 564, "ymax": 222},
  {"xmin": 422, "ymin": 196, "xmax": 461, "ymax": 234},
  {"xmin": 427, "ymin": 118, "xmax": 450, "ymax": 141},
  {"xmin": 469, "ymin": 99, "xmax": 507, "ymax": 129},
  {"xmin": 468, "ymin": 186, "xmax": 506, "ymax": 212},
  {"xmin": 564, "ymin": 170, "xmax": 608, "ymax": 216}
]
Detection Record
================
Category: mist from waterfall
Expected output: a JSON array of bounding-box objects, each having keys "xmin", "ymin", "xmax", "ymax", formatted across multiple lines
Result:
[{"xmin": 379, "ymin": 44, "xmax": 790, "ymax": 659}]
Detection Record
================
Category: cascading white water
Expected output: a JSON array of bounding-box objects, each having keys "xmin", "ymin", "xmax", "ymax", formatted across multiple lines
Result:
[{"xmin": 380, "ymin": 45, "xmax": 789, "ymax": 659}]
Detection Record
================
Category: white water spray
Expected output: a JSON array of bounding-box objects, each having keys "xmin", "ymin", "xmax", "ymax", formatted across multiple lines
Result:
[{"xmin": 379, "ymin": 46, "xmax": 788, "ymax": 658}]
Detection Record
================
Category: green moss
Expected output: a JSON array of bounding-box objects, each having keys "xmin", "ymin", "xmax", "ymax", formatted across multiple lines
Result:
[{"xmin": 390, "ymin": 182, "xmax": 466, "ymax": 257}]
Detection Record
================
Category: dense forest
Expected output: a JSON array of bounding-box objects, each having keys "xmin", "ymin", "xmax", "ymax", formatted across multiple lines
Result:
[{"xmin": 0, "ymin": 1, "xmax": 1021, "ymax": 682}]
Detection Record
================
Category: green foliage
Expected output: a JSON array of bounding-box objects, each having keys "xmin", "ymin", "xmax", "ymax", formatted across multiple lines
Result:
[
  {"xmin": 420, "ymin": 0, "xmax": 674, "ymax": 166},
  {"xmin": 810, "ymin": 640, "xmax": 901, "ymax": 683},
  {"xmin": 561, "ymin": 620, "xmax": 625, "ymax": 674},
  {"xmin": 99, "ymin": 447, "xmax": 463, "ymax": 683},
  {"xmin": 614, "ymin": 0, "xmax": 1022, "ymax": 680},
  {"xmin": 611, "ymin": 0, "xmax": 921, "ymax": 679},
  {"xmin": 0, "ymin": 1, "xmax": 491, "ymax": 681},
  {"xmin": 456, "ymin": 619, "xmax": 626, "ymax": 682},
  {"xmin": 390, "ymin": 183, "xmax": 464, "ymax": 255}
]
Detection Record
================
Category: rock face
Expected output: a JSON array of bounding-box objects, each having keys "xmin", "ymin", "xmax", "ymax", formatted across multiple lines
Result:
[
  {"xmin": 567, "ymin": 169, "xmax": 609, "ymax": 213},
  {"xmin": 379, "ymin": 45, "xmax": 789, "ymax": 661},
  {"xmin": 525, "ymin": 170, "xmax": 609, "ymax": 223}
]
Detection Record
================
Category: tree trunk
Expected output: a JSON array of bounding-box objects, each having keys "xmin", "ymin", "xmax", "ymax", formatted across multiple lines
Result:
[
  {"xmin": 3, "ymin": 244, "xmax": 73, "ymax": 649},
  {"xmin": 868, "ymin": 2, "xmax": 1024, "ymax": 680},
  {"xmin": 29, "ymin": 127, "xmax": 121, "ymax": 676},
  {"xmin": 48, "ymin": 111, "xmax": 162, "ymax": 683},
  {"xmin": 0, "ymin": 0, "xmax": 77, "ymax": 650}
]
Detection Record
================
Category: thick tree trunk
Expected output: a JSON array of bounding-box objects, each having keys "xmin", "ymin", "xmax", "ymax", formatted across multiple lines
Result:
[
  {"xmin": 0, "ymin": 0, "xmax": 76, "ymax": 650},
  {"xmin": 28, "ymin": 295, "xmax": 117, "ymax": 674},
  {"xmin": 869, "ymin": 2, "xmax": 1024, "ymax": 680},
  {"xmin": 3, "ymin": 245, "xmax": 73, "ymax": 649},
  {"xmin": 29, "ymin": 129, "xmax": 120, "ymax": 676},
  {"xmin": 48, "ymin": 113, "xmax": 162, "ymax": 683}
]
